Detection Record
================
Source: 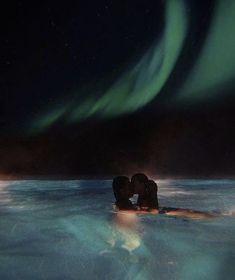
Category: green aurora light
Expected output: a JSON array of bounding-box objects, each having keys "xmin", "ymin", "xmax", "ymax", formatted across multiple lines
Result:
[
  {"xmin": 30, "ymin": 0, "xmax": 235, "ymax": 134},
  {"xmin": 31, "ymin": 0, "xmax": 187, "ymax": 133},
  {"xmin": 178, "ymin": 0, "xmax": 235, "ymax": 102}
]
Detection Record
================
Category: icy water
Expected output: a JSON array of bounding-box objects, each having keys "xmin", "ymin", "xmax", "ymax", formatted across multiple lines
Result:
[{"xmin": 0, "ymin": 179, "xmax": 235, "ymax": 280}]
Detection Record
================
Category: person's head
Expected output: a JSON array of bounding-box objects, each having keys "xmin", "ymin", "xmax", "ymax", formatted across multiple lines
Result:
[
  {"xmin": 131, "ymin": 173, "xmax": 148, "ymax": 195},
  {"xmin": 112, "ymin": 176, "xmax": 131, "ymax": 201}
]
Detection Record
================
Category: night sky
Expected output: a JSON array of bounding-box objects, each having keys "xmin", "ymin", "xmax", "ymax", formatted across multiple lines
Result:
[{"xmin": 1, "ymin": 0, "xmax": 235, "ymax": 178}]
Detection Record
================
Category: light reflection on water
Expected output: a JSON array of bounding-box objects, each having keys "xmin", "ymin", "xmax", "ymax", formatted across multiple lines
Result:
[
  {"xmin": 0, "ymin": 179, "xmax": 235, "ymax": 280},
  {"xmin": 0, "ymin": 181, "xmax": 12, "ymax": 205},
  {"xmin": 112, "ymin": 211, "xmax": 141, "ymax": 253}
]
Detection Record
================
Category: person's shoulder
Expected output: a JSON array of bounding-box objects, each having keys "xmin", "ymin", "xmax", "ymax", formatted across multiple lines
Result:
[
  {"xmin": 148, "ymin": 179, "xmax": 156, "ymax": 184},
  {"xmin": 146, "ymin": 180, "xmax": 158, "ymax": 192}
]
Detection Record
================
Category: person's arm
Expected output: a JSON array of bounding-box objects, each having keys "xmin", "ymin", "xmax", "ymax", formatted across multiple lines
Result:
[
  {"xmin": 165, "ymin": 208, "xmax": 220, "ymax": 219},
  {"xmin": 118, "ymin": 208, "xmax": 159, "ymax": 215}
]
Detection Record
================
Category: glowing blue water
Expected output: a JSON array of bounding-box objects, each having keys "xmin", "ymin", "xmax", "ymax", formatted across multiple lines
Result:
[{"xmin": 0, "ymin": 179, "xmax": 235, "ymax": 280}]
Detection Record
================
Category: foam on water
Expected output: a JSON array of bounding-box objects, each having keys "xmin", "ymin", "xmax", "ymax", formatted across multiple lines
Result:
[{"xmin": 0, "ymin": 179, "xmax": 235, "ymax": 280}]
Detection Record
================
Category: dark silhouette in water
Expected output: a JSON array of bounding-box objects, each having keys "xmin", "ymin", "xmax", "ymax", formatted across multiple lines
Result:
[
  {"xmin": 131, "ymin": 173, "xmax": 159, "ymax": 210},
  {"xmin": 113, "ymin": 173, "xmax": 227, "ymax": 218},
  {"xmin": 112, "ymin": 175, "xmax": 157, "ymax": 213},
  {"xmin": 112, "ymin": 176, "xmax": 134, "ymax": 210}
]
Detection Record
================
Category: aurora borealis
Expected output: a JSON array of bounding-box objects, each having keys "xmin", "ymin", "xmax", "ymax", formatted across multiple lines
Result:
[
  {"xmin": 179, "ymin": 0, "xmax": 235, "ymax": 102},
  {"xmin": 29, "ymin": 0, "xmax": 235, "ymax": 134},
  {"xmin": 1, "ymin": 0, "xmax": 235, "ymax": 178},
  {"xmin": 31, "ymin": 0, "xmax": 187, "ymax": 133},
  {"xmin": 1, "ymin": 4, "xmax": 235, "ymax": 279}
]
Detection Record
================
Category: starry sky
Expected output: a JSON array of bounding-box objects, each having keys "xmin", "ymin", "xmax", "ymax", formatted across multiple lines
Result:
[{"xmin": 1, "ymin": 0, "xmax": 235, "ymax": 178}]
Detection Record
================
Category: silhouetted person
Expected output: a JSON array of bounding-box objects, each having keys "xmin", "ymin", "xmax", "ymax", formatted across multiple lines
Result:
[
  {"xmin": 112, "ymin": 176, "xmax": 134, "ymax": 210},
  {"xmin": 113, "ymin": 174, "xmax": 225, "ymax": 219},
  {"xmin": 131, "ymin": 173, "xmax": 159, "ymax": 210}
]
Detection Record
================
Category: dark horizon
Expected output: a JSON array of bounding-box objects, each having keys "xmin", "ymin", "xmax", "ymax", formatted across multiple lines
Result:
[{"xmin": 1, "ymin": 102, "xmax": 234, "ymax": 179}]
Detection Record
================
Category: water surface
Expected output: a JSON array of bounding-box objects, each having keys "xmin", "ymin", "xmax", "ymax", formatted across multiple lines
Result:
[{"xmin": 0, "ymin": 179, "xmax": 234, "ymax": 280}]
